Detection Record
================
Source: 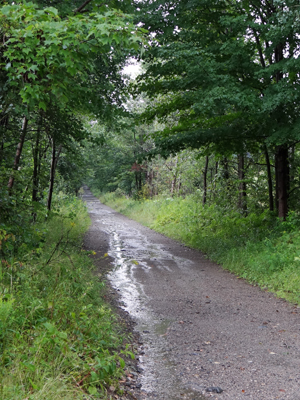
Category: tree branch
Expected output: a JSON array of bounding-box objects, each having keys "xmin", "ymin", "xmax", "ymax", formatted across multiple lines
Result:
[
  {"xmin": 74, "ymin": 0, "xmax": 93, "ymax": 14},
  {"xmin": 265, "ymin": 41, "xmax": 273, "ymax": 65},
  {"xmin": 253, "ymin": 29, "xmax": 266, "ymax": 68},
  {"xmin": 288, "ymin": 186, "xmax": 300, "ymax": 196}
]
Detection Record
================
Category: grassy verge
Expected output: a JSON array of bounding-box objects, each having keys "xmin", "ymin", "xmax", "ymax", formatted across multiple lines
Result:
[
  {"xmin": 97, "ymin": 191, "xmax": 300, "ymax": 305},
  {"xmin": 0, "ymin": 196, "xmax": 132, "ymax": 400}
]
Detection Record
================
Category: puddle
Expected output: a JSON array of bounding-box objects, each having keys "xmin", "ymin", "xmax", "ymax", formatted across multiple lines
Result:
[{"xmin": 83, "ymin": 190, "xmax": 206, "ymax": 400}]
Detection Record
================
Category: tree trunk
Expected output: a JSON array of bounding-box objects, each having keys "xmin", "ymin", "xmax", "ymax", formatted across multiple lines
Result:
[
  {"xmin": 37, "ymin": 142, "xmax": 50, "ymax": 200},
  {"xmin": 203, "ymin": 156, "xmax": 209, "ymax": 205},
  {"xmin": 47, "ymin": 139, "xmax": 62, "ymax": 211},
  {"xmin": 0, "ymin": 114, "xmax": 9, "ymax": 165},
  {"xmin": 238, "ymin": 154, "xmax": 247, "ymax": 213},
  {"xmin": 0, "ymin": 132, "xmax": 4, "ymax": 166},
  {"xmin": 223, "ymin": 158, "xmax": 229, "ymax": 179},
  {"xmin": 32, "ymin": 116, "xmax": 42, "ymax": 203},
  {"xmin": 148, "ymin": 169, "xmax": 153, "ymax": 197},
  {"xmin": 7, "ymin": 116, "xmax": 29, "ymax": 190},
  {"xmin": 264, "ymin": 145, "xmax": 274, "ymax": 212},
  {"xmin": 213, "ymin": 161, "xmax": 218, "ymax": 198},
  {"xmin": 135, "ymin": 171, "xmax": 139, "ymax": 192},
  {"xmin": 289, "ymin": 145, "xmax": 295, "ymax": 185},
  {"xmin": 139, "ymin": 171, "xmax": 142, "ymax": 191},
  {"xmin": 273, "ymin": 38, "xmax": 286, "ymax": 217},
  {"xmin": 222, "ymin": 157, "xmax": 230, "ymax": 192},
  {"xmin": 275, "ymin": 152, "xmax": 279, "ymax": 212},
  {"xmin": 171, "ymin": 174, "xmax": 177, "ymax": 196},
  {"xmin": 171, "ymin": 156, "xmax": 179, "ymax": 196},
  {"xmin": 177, "ymin": 177, "xmax": 181, "ymax": 194},
  {"xmin": 275, "ymin": 144, "xmax": 289, "ymax": 219}
]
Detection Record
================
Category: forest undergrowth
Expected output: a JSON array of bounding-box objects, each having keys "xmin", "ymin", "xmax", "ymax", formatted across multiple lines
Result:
[
  {"xmin": 0, "ymin": 196, "xmax": 132, "ymax": 400},
  {"xmin": 98, "ymin": 190, "xmax": 300, "ymax": 305}
]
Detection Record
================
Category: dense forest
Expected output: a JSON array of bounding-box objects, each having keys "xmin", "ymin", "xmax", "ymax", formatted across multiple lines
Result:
[
  {"xmin": 3, "ymin": 0, "xmax": 300, "ymax": 222},
  {"xmin": 1, "ymin": 0, "xmax": 300, "ymax": 398},
  {"xmin": 86, "ymin": 0, "xmax": 300, "ymax": 220}
]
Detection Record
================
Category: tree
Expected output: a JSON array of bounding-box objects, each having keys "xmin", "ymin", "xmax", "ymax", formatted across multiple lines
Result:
[
  {"xmin": 0, "ymin": 1, "xmax": 144, "ymax": 197},
  {"xmin": 136, "ymin": 0, "xmax": 300, "ymax": 218}
]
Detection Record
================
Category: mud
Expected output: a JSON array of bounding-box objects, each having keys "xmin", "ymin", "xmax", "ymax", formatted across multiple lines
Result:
[{"xmin": 83, "ymin": 188, "xmax": 300, "ymax": 400}]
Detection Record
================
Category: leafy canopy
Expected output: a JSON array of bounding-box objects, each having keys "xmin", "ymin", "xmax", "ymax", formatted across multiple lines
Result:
[
  {"xmin": 0, "ymin": 2, "xmax": 145, "ymax": 112},
  {"xmin": 136, "ymin": 0, "xmax": 300, "ymax": 155}
]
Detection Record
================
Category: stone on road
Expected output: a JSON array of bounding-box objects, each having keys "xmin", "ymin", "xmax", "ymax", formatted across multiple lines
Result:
[{"xmin": 83, "ymin": 189, "xmax": 300, "ymax": 400}]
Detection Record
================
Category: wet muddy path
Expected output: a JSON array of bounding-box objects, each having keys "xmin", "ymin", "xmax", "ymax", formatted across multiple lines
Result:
[{"xmin": 83, "ymin": 189, "xmax": 300, "ymax": 400}]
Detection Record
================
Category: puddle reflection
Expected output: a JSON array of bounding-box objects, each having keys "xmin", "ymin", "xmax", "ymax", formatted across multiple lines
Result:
[{"xmin": 84, "ymin": 192, "xmax": 205, "ymax": 400}]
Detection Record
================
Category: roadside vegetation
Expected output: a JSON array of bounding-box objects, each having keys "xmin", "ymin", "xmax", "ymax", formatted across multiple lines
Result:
[
  {"xmin": 0, "ymin": 195, "xmax": 132, "ymax": 399},
  {"xmin": 0, "ymin": 1, "xmax": 141, "ymax": 397}
]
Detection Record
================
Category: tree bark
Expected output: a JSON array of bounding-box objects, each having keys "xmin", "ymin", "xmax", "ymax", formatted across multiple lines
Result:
[
  {"xmin": 171, "ymin": 156, "xmax": 178, "ymax": 196},
  {"xmin": 238, "ymin": 154, "xmax": 247, "ymax": 213},
  {"xmin": 32, "ymin": 116, "xmax": 43, "ymax": 203},
  {"xmin": 37, "ymin": 142, "xmax": 50, "ymax": 201},
  {"xmin": 47, "ymin": 139, "xmax": 62, "ymax": 211},
  {"xmin": 177, "ymin": 177, "xmax": 181, "ymax": 194},
  {"xmin": 135, "ymin": 171, "xmax": 139, "ymax": 192},
  {"xmin": 7, "ymin": 116, "xmax": 29, "ymax": 190},
  {"xmin": 223, "ymin": 158, "xmax": 229, "ymax": 180},
  {"xmin": 264, "ymin": 145, "xmax": 274, "ymax": 212},
  {"xmin": 273, "ymin": 36, "xmax": 288, "ymax": 218},
  {"xmin": 203, "ymin": 156, "xmax": 209, "ymax": 205},
  {"xmin": 0, "ymin": 132, "xmax": 4, "ymax": 166},
  {"xmin": 213, "ymin": 161, "xmax": 218, "ymax": 199},
  {"xmin": 74, "ymin": 0, "xmax": 93, "ymax": 13},
  {"xmin": 0, "ymin": 114, "xmax": 8, "ymax": 165},
  {"xmin": 289, "ymin": 145, "xmax": 295, "ymax": 185},
  {"xmin": 139, "ymin": 171, "xmax": 142, "ymax": 191},
  {"xmin": 275, "ymin": 144, "xmax": 289, "ymax": 219},
  {"xmin": 148, "ymin": 169, "xmax": 154, "ymax": 197}
]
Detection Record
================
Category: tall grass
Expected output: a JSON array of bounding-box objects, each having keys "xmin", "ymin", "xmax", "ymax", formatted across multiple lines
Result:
[
  {"xmin": 99, "ymin": 191, "xmax": 300, "ymax": 305},
  {"xmin": 0, "ymin": 196, "xmax": 131, "ymax": 399}
]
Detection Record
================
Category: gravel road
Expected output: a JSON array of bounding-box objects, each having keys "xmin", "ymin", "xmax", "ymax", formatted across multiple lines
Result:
[{"xmin": 83, "ymin": 188, "xmax": 300, "ymax": 400}]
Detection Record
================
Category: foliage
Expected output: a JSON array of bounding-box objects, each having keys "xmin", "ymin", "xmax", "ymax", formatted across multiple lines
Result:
[
  {"xmin": 133, "ymin": 0, "xmax": 300, "ymax": 218},
  {"xmin": 0, "ymin": 2, "xmax": 142, "ymax": 112},
  {"xmin": 0, "ymin": 0, "xmax": 145, "ymax": 220},
  {"xmin": 0, "ymin": 196, "xmax": 132, "ymax": 399},
  {"xmin": 84, "ymin": 113, "xmax": 157, "ymax": 197},
  {"xmin": 137, "ymin": 0, "xmax": 300, "ymax": 146}
]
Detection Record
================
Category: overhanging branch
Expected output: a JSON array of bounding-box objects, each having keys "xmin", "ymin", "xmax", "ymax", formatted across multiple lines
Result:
[{"xmin": 74, "ymin": 0, "xmax": 93, "ymax": 14}]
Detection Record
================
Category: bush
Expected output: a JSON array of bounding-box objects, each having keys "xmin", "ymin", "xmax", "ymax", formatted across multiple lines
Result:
[{"xmin": 0, "ymin": 197, "xmax": 130, "ymax": 399}]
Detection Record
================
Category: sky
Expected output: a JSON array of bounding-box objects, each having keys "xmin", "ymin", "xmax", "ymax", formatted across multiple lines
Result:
[{"xmin": 122, "ymin": 58, "xmax": 142, "ymax": 79}]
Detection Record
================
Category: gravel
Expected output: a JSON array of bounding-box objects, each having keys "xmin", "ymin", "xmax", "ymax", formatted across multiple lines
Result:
[{"xmin": 83, "ymin": 189, "xmax": 300, "ymax": 400}]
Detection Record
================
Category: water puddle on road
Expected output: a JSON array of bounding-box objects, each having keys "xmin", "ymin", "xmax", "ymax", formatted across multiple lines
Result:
[
  {"xmin": 84, "ymin": 191, "xmax": 205, "ymax": 399},
  {"xmin": 107, "ymin": 231, "xmax": 205, "ymax": 400}
]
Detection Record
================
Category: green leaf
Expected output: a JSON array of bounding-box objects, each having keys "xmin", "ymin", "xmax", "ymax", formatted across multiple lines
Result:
[
  {"xmin": 29, "ymin": 65, "xmax": 38, "ymax": 71},
  {"xmin": 44, "ymin": 7, "xmax": 58, "ymax": 15},
  {"xmin": 38, "ymin": 101, "xmax": 47, "ymax": 111},
  {"xmin": 119, "ymin": 357, "xmax": 125, "ymax": 368},
  {"xmin": 88, "ymin": 386, "xmax": 98, "ymax": 395},
  {"xmin": 21, "ymin": 362, "xmax": 36, "ymax": 372}
]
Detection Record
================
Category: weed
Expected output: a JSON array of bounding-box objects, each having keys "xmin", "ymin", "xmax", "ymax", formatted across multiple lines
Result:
[{"xmin": 0, "ymin": 196, "xmax": 128, "ymax": 399}]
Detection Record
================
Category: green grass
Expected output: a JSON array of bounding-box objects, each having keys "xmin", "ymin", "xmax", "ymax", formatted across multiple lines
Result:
[
  {"xmin": 98, "ymin": 191, "xmax": 300, "ymax": 305},
  {"xmin": 0, "ymin": 196, "xmax": 132, "ymax": 400}
]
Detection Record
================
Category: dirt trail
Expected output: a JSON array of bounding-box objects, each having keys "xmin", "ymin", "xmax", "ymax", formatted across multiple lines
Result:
[{"xmin": 83, "ymin": 189, "xmax": 300, "ymax": 400}]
